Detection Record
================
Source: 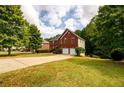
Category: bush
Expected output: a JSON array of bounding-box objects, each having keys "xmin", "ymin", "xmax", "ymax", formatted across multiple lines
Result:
[
  {"xmin": 93, "ymin": 48, "xmax": 110, "ymax": 59},
  {"xmin": 36, "ymin": 49, "xmax": 50, "ymax": 53},
  {"xmin": 75, "ymin": 47, "xmax": 85, "ymax": 56},
  {"xmin": 111, "ymin": 48, "xmax": 124, "ymax": 61},
  {"xmin": 53, "ymin": 48, "xmax": 62, "ymax": 54}
]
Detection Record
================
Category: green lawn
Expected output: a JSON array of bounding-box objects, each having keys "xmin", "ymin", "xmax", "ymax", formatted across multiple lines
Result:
[
  {"xmin": 0, "ymin": 57, "xmax": 124, "ymax": 87},
  {"xmin": 0, "ymin": 51, "xmax": 54, "ymax": 58}
]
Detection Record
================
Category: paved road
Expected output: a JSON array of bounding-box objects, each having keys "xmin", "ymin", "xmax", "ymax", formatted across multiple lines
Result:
[{"xmin": 0, "ymin": 55, "xmax": 73, "ymax": 74}]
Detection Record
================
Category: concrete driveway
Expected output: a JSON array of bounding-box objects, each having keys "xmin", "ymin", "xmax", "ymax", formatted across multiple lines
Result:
[{"xmin": 0, "ymin": 55, "xmax": 73, "ymax": 74}]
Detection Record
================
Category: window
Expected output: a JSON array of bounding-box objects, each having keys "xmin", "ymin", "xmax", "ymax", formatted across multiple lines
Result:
[
  {"xmin": 80, "ymin": 39, "xmax": 82, "ymax": 43},
  {"xmin": 64, "ymin": 37, "xmax": 66, "ymax": 44},
  {"xmin": 61, "ymin": 40, "xmax": 62, "ymax": 44},
  {"xmin": 71, "ymin": 37, "xmax": 74, "ymax": 45}
]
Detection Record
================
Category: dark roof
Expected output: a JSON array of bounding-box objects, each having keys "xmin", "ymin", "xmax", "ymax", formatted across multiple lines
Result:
[
  {"xmin": 49, "ymin": 35, "xmax": 61, "ymax": 41},
  {"xmin": 42, "ymin": 40, "xmax": 49, "ymax": 43}
]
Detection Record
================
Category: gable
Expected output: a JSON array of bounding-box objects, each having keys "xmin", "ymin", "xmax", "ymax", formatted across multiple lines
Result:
[
  {"xmin": 58, "ymin": 28, "xmax": 68, "ymax": 40},
  {"xmin": 59, "ymin": 28, "xmax": 85, "ymax": 41},
  {"xmin": 59, "ymin": 29, "xmax": 78, "ymax": 48}
]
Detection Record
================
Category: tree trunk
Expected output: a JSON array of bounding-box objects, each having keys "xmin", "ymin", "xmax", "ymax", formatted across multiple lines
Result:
[
  {"xmin": 35, "ymin": 48, "xmax": 38, "ymax": 53},
  {"xmin": 31, "ymin": 49, "xmax": 35, "ymax": 53},
  {"xmin": 8, "ymin": 47, "xmax": 11, "ymax": 56}
]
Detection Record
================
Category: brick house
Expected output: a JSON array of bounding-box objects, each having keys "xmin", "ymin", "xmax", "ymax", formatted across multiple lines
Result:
[
  {"xmin": 42, "ymin": 40, "xmax": 50, "ymax": 50},
  {"xmin": 49, "ymin": 28, "xmax": 85, "ymax": 55}
]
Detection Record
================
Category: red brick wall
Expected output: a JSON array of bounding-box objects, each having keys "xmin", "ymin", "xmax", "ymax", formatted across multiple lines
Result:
[
  {"xmin": 42, "ymin": 43, "xmax": 50, "ymax": 50},
  {"xmin": 49, "ymin": 41, "xmax": 58, "ymax": 50},
  {"xmin": 49, "ymin": 30, "xmax": 78, "ymax": 50},
  {"xmin": 49, "ymin": 41, "xmax": 53, "ymax": 50},
  {"xmin": 58, "ymin": 31, "xmax": 78, "ymax": 48}
]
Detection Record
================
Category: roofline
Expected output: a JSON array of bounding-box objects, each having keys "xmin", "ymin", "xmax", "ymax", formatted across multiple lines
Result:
[
  {"xmin": 70, "ymin": 30, "xmax": 85, "ymax": 41},
  {"xmin": 49, "ymin": 39, "xmax": 58, "ymax": 41},
  {"xmin": 58, "ymin": 28, "xmax": 69, "ymax": 40},
  {"xmin": 49, "ymin": 35, "xmax": 61, "ymax": 41},
  {"xmin": 59, "ymin": 28, "xmax": 85, "ymax": 41},
  {"xmin": 49, "ymin": 28, "xmax": 85, "ymax": 41}
]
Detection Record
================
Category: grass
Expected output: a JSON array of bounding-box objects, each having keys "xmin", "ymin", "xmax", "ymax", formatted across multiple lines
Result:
[
  {"xmin": 0, "ymin": 51, "xmax": 54, "ymax": 58},
  {"xmin": 0, "ymin": 57, "xmax": 124, "ymax": 86}
]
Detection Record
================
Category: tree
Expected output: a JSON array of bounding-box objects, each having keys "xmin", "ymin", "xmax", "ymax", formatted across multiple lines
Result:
[
  {"xmin": 75, "ymin": 30, "xmax": 82, "ymax": 37},
  {"xmin": 45, "ymin": 34, "xmax": 61, "ymax": 42},
  {"xmin": 29, "ymin": 24, "xmax": 42, "ymax": 53},
  {"xmin": 94, "ymin": 6, "xmax": 124, "ymax": 57},
  {"xmin": 75, "ymin": 17, "xmax": 98, "ymax": 55},
  {"xmin": 75, "ymin": 6, "xmax": 124, "ymax": 58},
  {"xmin": 75, "ymin": 47, "xmax": 85, "ymax": 56},
  {"xmin": 111, "ymin": 48, "xmax": 124, "ymax": 61},
  {"xmin": 0, "ymin": 5, "xmax": 29, "ymax": 55}
]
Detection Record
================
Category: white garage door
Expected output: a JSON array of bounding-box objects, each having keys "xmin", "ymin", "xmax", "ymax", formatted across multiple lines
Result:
[
  {"xmin": 62, "ymin": 48, "xmax": 69, "ymax": 54},
  {"xmin": 70, "ymin": 48, "xmax": 76, "ymax": 55}
]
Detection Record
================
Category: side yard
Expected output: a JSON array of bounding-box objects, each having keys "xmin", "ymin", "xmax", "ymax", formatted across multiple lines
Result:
[{"xmin": 0, "ymin": 57, "xmax": 124, "ymax": 87}]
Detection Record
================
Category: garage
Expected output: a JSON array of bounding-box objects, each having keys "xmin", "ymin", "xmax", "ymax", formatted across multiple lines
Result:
[
  {"xmin": 70, "ymin": 48, "xmax": 76, "ymax": 55},
  {"xmin": 50, "ymin": 29, "xmax": 85, "ymax": 56},
  {"xmin": 62, "ymin": 48, "xmax": 76, "ymax": 55},
  {"xmin": 62, "ymin": 48, "xmax": 69, "ymax": 54}
]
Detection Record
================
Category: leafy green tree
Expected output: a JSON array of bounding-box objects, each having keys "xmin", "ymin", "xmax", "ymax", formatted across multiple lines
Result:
[
  {"xmin": 75, "ymin": 30, "xmax": 82, "ymax": 37},
  {"xmin": 0, "ymin": 5, "xmax": 29, "ymax": 55},
  {"xmin": 95, "ymin": 5, "xmax": 124, "ymax": 57},
  {"xmin": 29, "ymin": 24, "xmax": 42, "ymax": 53},
  {"xmin": 75, "ymin": 47, "xmax": 85, "ymax": 56},
  {"xmin": 76, "ymin": 6, "xmax": 124, "ymax": 58},
  {"xmin": 75, "ymin": 18, "xmax": 98, "ymax": 55}
]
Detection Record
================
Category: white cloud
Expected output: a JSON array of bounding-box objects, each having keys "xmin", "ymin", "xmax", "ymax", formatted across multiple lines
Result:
[
  {"xmin": 40, "ymin": 24, "xmax": 63, "ymax": 38},
  {"xmin": 38, "ymin": 21, "xmax": 63, "ymax": 38},
  {"xmin": 34, "ymin": 5, "xmax": 71, "ymax": 17},
  {"xmin": 41, "ymin": 28, "xmax": 63, "ymax": 38},
  {"xmin": 21, "ymin": 5, "xmax": 72, "ymax": 38},
  {"xmin": 48, "ymin": 13, "xmax": 62, "ymax": 27},
  {"xmin": 21, "ymin": 5, "xmax": 99, "ymax": 38},
  {"xmin": 21, "ymin": 5, "xmax": 40, "ymax": 27},
  {"xmin": 33, "ymin": 5, "xmax": 71, "ymax": 27},
  {"xmin": 74, "ymin": 5, "xmax": 99, "ymax": 26},
  {"xmin": 64, "ymin": 18, "xmax": 77, "ymax": 31}
]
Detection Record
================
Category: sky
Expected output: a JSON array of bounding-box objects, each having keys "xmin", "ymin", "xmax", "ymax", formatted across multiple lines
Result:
[{"xmin": 21, "ymin": 5, "xmax": 99, "ymax": 38}]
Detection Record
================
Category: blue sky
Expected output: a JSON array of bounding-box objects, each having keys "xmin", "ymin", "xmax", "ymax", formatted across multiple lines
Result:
[
  {"xmin": 21, "ymin": 5, "xmax": 99, "ymax": 38},
  {"xmin": 39, "ymin": 6, "xmax": 83, "ymax": 29}
]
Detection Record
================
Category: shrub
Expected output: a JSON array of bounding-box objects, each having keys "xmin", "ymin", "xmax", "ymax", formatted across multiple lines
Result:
[
  {"xmin": 111, "ymin": 48, "xmax": 124, "ymax": 61},
  {"xmin": 53, "ymin": 48, "xmax": 62, "ymax": 54},
  {"xmin": 36, "ymin": 49, "xmax": 50, "ymax": 53},
  {"xmin": 93, "ymin": 48, "xmax": 110, "ymax": 59},
  {"xmin": 75, "ymin": 47, "xmax": 85, "ymax": 56}
]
